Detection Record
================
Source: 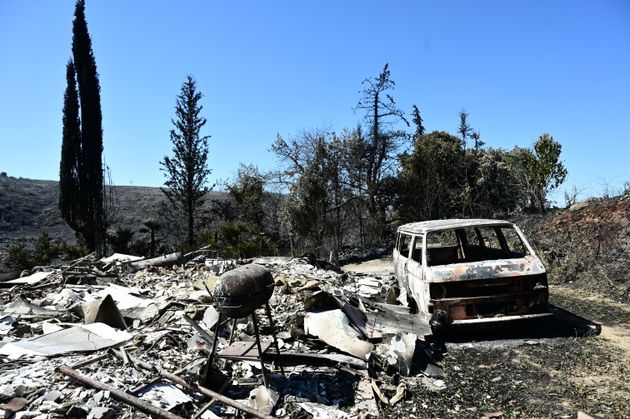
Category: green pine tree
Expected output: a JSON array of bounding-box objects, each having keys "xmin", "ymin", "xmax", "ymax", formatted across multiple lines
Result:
[{"xmin": 161, "ymin": 76, "xmax": 211, "ymax": 248}]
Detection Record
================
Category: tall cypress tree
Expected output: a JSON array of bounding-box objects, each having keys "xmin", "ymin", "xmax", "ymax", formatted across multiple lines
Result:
[
  {"xmin": 59, "ymin": 0, "xmax": 105, "ymax": 256},
  {"xmin": 59, "ymin": 60, "xmax": 83, "ymax": 233}
]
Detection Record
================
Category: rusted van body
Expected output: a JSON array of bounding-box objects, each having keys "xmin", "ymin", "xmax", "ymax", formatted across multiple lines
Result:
[{"xmin": 393, "ymin": 219, "xmax": 551, "ymax": 328}]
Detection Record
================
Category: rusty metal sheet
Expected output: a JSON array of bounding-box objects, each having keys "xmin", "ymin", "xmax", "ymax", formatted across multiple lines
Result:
[{"xmin": 429, "ymin": 256, "xmax": 545, "ymax": 283}]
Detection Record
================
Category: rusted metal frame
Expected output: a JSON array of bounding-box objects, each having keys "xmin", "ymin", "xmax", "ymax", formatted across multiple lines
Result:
[
  {"xmin": 57, "ymin": 366, "xmax": 184, "ymax": 419},
  {"xmin": 432, "ymin": 289, "xmax": 549, "ymax": 305},
  {"xmin": 121, "ymin": 354, "xmax": 275, "ymax": 419}
]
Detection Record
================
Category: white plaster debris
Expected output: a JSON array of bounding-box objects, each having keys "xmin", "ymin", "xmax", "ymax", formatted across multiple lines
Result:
[{"xmin": 0, "ymin": 254, "xmax": 432, "ymax": 417}]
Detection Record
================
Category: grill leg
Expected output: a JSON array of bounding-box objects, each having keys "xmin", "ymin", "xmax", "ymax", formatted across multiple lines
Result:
[
  {"xmin": 265, "ymin": 302, "xmax": 285, "ymax": 375},
  {"xmin": 228, "ymin": 318, "xmax": 238, "ymax": 346},
  {"xmin": 202, "ymin": 312, "xmax": 222, "ymax": 385},
  {"xmin": 251, "ymin": 311, "xmax": 269, "ymax": 388}
]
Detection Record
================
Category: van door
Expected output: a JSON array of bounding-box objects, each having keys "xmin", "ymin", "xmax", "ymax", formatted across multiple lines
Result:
[
  {"xmin": 407, "ymin": 234, "xmax": 427, "ymax": 314},
  {"xmin": 394, "ymin": 233, "xmax": 412, "ymax": 306}
]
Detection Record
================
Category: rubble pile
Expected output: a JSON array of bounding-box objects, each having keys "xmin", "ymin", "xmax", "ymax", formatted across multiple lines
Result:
[{"xmin": 0, "ymin": 253, "xmax": 440, "ymax": 418}]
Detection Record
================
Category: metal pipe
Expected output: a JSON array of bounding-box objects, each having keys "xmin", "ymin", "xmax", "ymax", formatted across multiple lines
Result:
[
  {"xmin": 57, "ymin": 366, "xmax": 184, "ymax": 419},
  {"xmin": 122, "ymin": 355, "xmax": 275, "ymax": 419}
]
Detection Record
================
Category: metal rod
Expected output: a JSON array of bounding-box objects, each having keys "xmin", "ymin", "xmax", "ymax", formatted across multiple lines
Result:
[
  {"xmin": 69, "ymin": 352, "xmax": 110, "ymax": 370},
  {"xmin": 265, "ymin": 302, "xmax": 285, "ymax": 375},
  {"xmin": 183, "ymin": 314, "xmax": 214, "ymax": 344},
  {"xmin": 205, "ymin": 312, "xmax": 222, "ymax": 370},
  {"xmin": 191, "ymin": 380, "xmax": 230, "ymax": 419},
  {"xmin": 57, "ymin": 366, "xmax": 184, "ymax": 419},
  {"xmin": 122, "ymin": 355, "xmax": 274, "ymax": 419},
  {"xmin": 251, "ymin": 311, "xmax": 269, "ymax": 388},
  {"xmin": 127, "ymin": 357, "xmax": 205, "ymax": 395}
]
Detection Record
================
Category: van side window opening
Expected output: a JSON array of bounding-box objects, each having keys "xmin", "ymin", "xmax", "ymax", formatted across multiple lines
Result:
[
  {"xmin": 400, "ymin": 233, "xmax": 412, "ymax": 257},
  {"xmin": 411, "ymin": 235, "xmax": 423, "ymax": 262}
]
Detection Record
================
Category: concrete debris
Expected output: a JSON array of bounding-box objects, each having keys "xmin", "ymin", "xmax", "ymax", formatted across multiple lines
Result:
[
  {"xmin": 236, "ymin": 385, "xmax": 279, "ymax": 416},
  {"xmin": 137, "ymin": 383, "xmax": 193, "ymax": 411},
  {"xmin": 0, "ymin": 252, "xmax": 438, "ymax": 417},
  {"xmin": 0, "ymin": 322, "xmax": 132, "ymax": 359},
  {"xmin": 1, "ymin": 270, "xmax": 52, "ymax": 286},
  {"xmin": 304, "ymin": 309, "xmax": 374, "ymax": 360},
  {"xmin": 299, "ymin": 401, "xmax": 351, "ymax": 418}
]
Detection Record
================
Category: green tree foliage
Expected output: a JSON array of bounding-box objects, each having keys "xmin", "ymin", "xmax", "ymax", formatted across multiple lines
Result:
[
  {"xmin": 107, "ymin": 228, "xmax": 134, "ymax": 254},
  {"xmin": 59, "ymin": 0, "xmax": 105, "ymax": 256},
  {"xmin": 272, "ymin": 130, "xmax": 355, "ymax": 260},
  {"xmin": 411, "ymin": 105, "xmax": 425, "ymax": 138},
  {"xmin": 355, "ymin": 64, "xmax": 409, "ymax": 239},
  {"xmin": 226, "ymin": 164, "xmax": 265, "ymax": 230},
  {"xmin": 3, "ymin": 233, "xmax": 83, "ymax": 271},
  {"xmin": 458, "ymin": 110, "xmax": 472, "ymax": 148},
  {"xmin": 398, "ymin": 131, "xmax": 466, "ymax": 221},
  {"xmin": 509, "ymin": 133, "xmax": 567, "ymax": 213},
  {"xmin": 473, "ymin": 148, "xmax": 526, "ymax": 215},
  {"xmin": 59, "ymin": 60, "xmax": 82, "ymax": 234},
  {"xmin": 160, "ymin": 76, "xmax": 211, "ymax": 248}
]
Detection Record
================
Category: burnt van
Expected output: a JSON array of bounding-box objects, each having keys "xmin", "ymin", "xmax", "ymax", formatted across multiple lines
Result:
[{"xmin": 393, "ymin": 219, "xmax": 552, "ymax": 329}]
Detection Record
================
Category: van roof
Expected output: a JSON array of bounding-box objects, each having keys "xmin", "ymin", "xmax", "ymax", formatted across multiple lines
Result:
[{"xmin": 397, "ymin": 219, "xmax": 514, "ymax": 234}]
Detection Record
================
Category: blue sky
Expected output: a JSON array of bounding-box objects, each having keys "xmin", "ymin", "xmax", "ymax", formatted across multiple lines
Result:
[{"xmin": 0, "ymin": 1, "xmax": 628, "ymax": 201}]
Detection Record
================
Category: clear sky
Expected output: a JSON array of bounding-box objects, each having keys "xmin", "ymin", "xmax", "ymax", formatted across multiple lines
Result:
[{"xmin": 1, "ymin": 0, "xmax": 628, "ymax": 201}]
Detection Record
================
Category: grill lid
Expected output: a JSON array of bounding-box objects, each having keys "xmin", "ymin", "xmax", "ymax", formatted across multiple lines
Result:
[{"xmin": 213, "ymin": 264, "xmax": 274, "ymax": 298}]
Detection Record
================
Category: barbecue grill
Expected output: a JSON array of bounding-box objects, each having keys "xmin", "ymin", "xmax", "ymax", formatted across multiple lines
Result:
[
  {"xmin": 212, "ymin": 263, "xmax": 275, "ymax": 318},
  {"xmin": 206, "ymin": 263, "xmax": 283, "ymax": 387}
]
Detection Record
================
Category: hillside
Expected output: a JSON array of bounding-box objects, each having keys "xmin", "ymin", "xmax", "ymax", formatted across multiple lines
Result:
[
  {"xmin": 516, "ymin": 194, "xmax": 630, "ymax": 302},
  {"xmin": 2, "ymin": 175, "xmax": 629, "ymax": 304},
  {"xmin": 0, "ymin": 175, "xmax": 225, "ymax": 252}
]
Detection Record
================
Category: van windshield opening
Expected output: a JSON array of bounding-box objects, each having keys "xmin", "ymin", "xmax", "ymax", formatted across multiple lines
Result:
[{"xmin": 426, "ymin": 226, "xmax": 529, "ymax": 266}]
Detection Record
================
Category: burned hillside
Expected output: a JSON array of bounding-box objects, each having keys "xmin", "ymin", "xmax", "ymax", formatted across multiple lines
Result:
[{"xmin": 518, "ymin": 194, "xmax": 630, "ymax": 303}]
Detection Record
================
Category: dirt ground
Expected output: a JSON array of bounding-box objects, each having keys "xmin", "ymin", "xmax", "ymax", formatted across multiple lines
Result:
[{"xmin": 342, "ymin": 258, "xmax": 630, "ymax": 418}]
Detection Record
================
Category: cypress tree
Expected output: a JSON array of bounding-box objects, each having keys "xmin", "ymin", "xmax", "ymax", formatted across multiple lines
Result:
[
  {"xmin": 59, "ymin": 0, "xmax": 105, "ymax": 256},
  {"xmin": 59, "ymin": 60, "xmax": 83, "ymax": 233}
]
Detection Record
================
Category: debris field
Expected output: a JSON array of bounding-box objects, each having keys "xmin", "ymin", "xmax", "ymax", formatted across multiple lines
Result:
[{"xmin": 0, "ymin": 253, "xmax": 628, "ymax": 418}]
